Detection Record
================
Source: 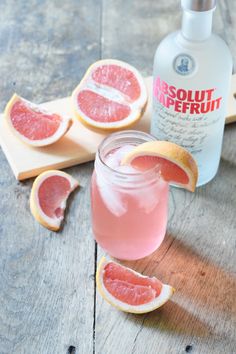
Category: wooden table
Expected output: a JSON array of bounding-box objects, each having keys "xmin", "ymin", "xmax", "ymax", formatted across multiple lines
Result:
[{"xmin": 0, "ymin": 1, "xmax": 235, "ymax": 353}]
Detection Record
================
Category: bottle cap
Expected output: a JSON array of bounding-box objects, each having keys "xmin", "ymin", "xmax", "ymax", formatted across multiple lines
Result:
[{"xmin": 181, "ymin": 0, "xmax": 216, "ymax": 11}]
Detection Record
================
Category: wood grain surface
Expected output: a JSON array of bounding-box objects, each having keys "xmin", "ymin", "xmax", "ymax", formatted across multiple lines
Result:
[{"xmin": 0, "ymin": 1, "xmax": 236, "ymax": 354}]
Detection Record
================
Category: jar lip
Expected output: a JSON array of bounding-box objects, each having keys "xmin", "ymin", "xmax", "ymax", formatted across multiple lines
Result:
[{"xmin": 96, "ymin": 130, "xmax": 160, "ymax": 180}]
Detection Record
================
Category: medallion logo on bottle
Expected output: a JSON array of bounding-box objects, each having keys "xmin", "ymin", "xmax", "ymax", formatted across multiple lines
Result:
[
  {"xmin": 173, "ymin": 54, "xmax": 195, "ymax": 75},
  {"xmin": 154, "ymin": 77, "xmax": 222, "ymax": 115}
]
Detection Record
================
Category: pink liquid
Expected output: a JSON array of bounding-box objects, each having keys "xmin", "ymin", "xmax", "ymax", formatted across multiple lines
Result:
[{"xmin": 91, "ymin": 145, "xmax": 169, "ymax": 260}]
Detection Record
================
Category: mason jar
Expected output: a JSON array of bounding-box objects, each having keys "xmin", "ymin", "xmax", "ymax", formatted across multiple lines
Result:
[{"xmin": 91, "ymin": 130, "xmax": 169, "ymax": 260}]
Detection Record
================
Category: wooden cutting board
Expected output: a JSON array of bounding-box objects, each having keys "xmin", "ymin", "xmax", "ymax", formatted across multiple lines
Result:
[{"xmin": 0, "ymin": 76, "xmax": 236, "ymax": 180}]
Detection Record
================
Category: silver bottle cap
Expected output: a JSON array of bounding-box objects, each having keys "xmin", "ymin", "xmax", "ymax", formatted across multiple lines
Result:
[{"xmin": 181, "ymin": 0, "xmax": 216, "ymax": 11}]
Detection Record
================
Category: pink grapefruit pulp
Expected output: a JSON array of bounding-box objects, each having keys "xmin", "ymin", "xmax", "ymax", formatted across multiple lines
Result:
[
  {"xmin": 72, "ymin": 59, "xmax": 147, "ymax": 132},
  {"xmin": 130, "ymin": 155, "xmax": 189, "ymax": 185},
  {"xmin": 121, "ymin": 141, "xmax": 198, "ymax": 192},
  {"xmin": 11, "ymin": 100, "xmax": 61, "ymax": 140},
  {"xmin": 103, "ymin": 262, "xmax": 162, "ymax": 306},
  {"xmin": 4, "ymin": 94, "xmax": 72, "ymax": 147},
  {"xmin": 96, "ymin": 257, "xmax": 175, "ymax": 313},
  {"xmin": 38, "ymin": 175, "xmax": 71, "ymax": 219},
  {"xmin": 30, "ymin": 170, "xmax": 79, "ymax": 231},
  {"xmin": 77, "ymin": 90, "xmax": 131, "ymax": 122},
  {"xmin": 91, "ymin": 64, "xmax": 141, "ymax": 101}
]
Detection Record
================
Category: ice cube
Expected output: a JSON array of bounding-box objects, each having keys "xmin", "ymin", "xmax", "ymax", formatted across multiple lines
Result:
[
  {"xmin": 129, "ymin": 185, "xmax": 160, "ymax": 213},
  {"xmin": 106, "ymin": 144, "xmax": 136, "ymax": 172},
  {"xmin": 96, "ymin": 173, "xmax": 128, "ymax": 217}
]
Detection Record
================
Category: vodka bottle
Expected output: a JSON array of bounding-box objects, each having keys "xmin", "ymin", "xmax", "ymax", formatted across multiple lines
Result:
[{"xmin": 151, "ymin": 0, "xmax": 232, "ymax": 186}]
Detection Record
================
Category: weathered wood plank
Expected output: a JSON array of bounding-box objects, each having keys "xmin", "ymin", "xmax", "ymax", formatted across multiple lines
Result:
[
  {"xmin": 1, "ymin": 0, "xmax": 236, "ymax": 353},
  {"xmin": 95, "ymin": 1, "xmax": 236, "ymax": 354},
  {"xmin": 0, "ymin": 0, "xmax": 101, "ymax": 353},
  {"xmin": 0, "ymin": 163, "xmax": 96, "ymax": 354},
  {"xmin": 0, "ymin": 0, "xmax": 101, "ymax": 110},
  {"xmin": 217, "ymin": 0, "xmax": 236, "ymax": 70},
  {"xmin": 101, "ymin": 0, "xmax": 181, "ymax": 76}
]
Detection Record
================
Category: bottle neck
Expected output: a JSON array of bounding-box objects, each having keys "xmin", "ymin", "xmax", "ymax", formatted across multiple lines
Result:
[{"xmin": 181, "ymin": 9, "xmax": 214, "ymax": 41}]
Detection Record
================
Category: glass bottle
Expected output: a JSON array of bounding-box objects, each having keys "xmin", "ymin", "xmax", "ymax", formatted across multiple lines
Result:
[{"xmin": 151, "ymin": 0, "xmax": 232, "ymax": 186}]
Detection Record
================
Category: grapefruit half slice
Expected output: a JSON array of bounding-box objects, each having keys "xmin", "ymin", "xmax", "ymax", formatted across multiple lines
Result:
[
  {"xmin": 96, "ymin": 257, "xmax": 174, "ymax": 314},
  {"xmin": 30, "ymin": 170, "xmax": 79, "ymax": 231},
  {"xmin": 121, "ymin": 141, "xmax": 198, "ymax": 192},
  {"xmin": 4, "ymin": 94, "xmax": 73, "ymax": 147},
  {"xmin": 72, "ymin": 59, "xmax": 147, "ymax": 132}
]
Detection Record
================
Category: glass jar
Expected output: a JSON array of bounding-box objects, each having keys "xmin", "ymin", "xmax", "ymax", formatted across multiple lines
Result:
[{"xmin": 90, "ymin": 130, "xmax": 169, "ymax": 260}]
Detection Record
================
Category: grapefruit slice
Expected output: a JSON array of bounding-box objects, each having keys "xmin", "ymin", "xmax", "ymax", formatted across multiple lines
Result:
[
  {"xmin": 96, "ymin": 257, "xmax": 174, "ymax": 314},
  {"xmin": 30, "ymin": 170, "xmax": 79, "ymax": 231},
  {"xmin": 4, "ymin": 94, "xmax": 73, "ymax": 147},
  {"xmin": 72, "ymin": 59, "xmax": 147, "ymax": 132},
  {"xmin": 121, "ymin": 141, "xmax": 198, "ymax": 192}
]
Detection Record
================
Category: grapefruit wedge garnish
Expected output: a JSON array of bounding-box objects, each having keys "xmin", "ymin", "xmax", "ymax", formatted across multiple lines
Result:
[
  {"xmin": 72, "ymin": 59, "xmax": 147, "ymax": 132},
  {"xmin": 4, "ymin": 94, "xmax": 73, "ymax": 147},
  {"xmin": 121, "ymin": 141, "xmax": 198, "ymax": 192},
  {"xmin": 96, "ymin": 257, "xmax": 174, "ymax": 314},
  {"xmin": 30, "ymin": 170, "xmax": 79, "ymax": 231}
]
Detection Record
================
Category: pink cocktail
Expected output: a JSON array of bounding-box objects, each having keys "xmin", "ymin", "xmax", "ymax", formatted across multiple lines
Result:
[{"xmin": 91, "ymin": 131, "xmax": 169, "ymax": 260}]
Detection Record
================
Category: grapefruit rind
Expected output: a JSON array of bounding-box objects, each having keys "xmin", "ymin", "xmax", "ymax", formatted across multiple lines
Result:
[
  {"xmin": 72, "ymin": 59, "xmax": 148, "ymax": 132},
  {"xmin": 30, "ymin": 170, "xmax": 79, "ymax": 231},
  {"xmin": 121, "ymin": 141, "xmax": 198, "ymax": 192},
  {"xmin": 96, "ymin": 257, "xmax": 175, "ymax": 314},
  {"xmin": 4, "ymin": 93, "xmax": 73, "ymax": 147}
]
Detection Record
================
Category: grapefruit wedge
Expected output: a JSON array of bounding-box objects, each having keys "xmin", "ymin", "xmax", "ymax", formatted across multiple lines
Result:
[
  {"xmin": 72, "ymin": 59, "xmax": 147, "ymax": 132},
  {"xmin": 4, "ymin": 94, "xmax": 73, "ymax": 147},
  {"xmin": 30, "ymin": 170, "xmax": 79, "ymax": 231},
  {"xmin": 97, "ymin": 257, "xmax": 174, "ymax": 314},
  {"xmin": 121, "ymin": 141, "xmax": 198, "ymax": 192}
]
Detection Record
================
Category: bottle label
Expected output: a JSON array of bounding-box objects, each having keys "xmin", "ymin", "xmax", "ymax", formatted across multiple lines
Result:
[
  {"xmin": 152, "ymin": 76, "xmax": 224, "ymax": 155},
  {"xmin": 154, "ymin": 77, "xmax": 222, "ymax": 115}
]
